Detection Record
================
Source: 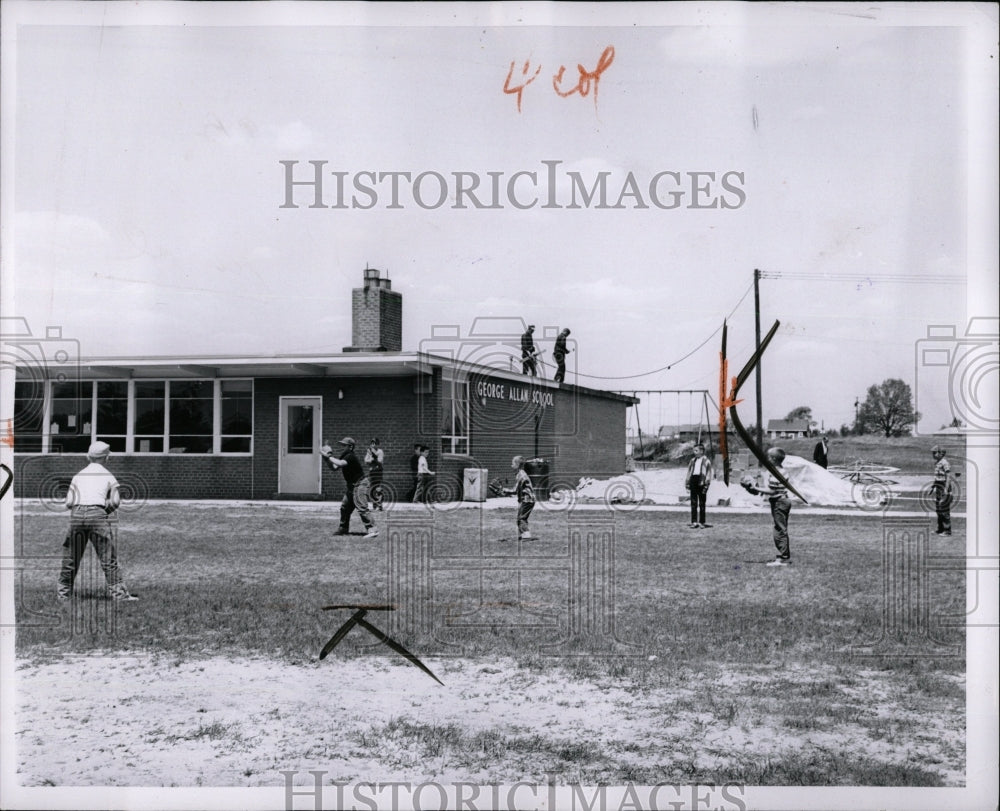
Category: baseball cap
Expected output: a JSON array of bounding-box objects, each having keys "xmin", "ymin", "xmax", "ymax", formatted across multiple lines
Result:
[
  {"xmin": 338, "ymin": 437, "xmax": 356, "ymax": 446},
  {"xmin": 87, "ymin": 441, "xmax": 111, "ymax": 457}
]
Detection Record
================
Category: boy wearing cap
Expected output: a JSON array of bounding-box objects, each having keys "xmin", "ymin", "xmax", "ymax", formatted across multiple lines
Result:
[
  {"xmin": 553, "ymin": 328, "xmax": 572, "ymax": 384},
  {"xmin": 57, "ymin": 441, "xmax": 138, "ymax": 601},
  {"xmin": 322, "ymin": 437, "xmax": 378, "ymax": 539},
  {"xmin": 931, "ymin": 445, "xmax": 954, "ymax": 536},
  {"xmin": 521, "ymin": 325, "xmax": 538, "ymax": 376}
]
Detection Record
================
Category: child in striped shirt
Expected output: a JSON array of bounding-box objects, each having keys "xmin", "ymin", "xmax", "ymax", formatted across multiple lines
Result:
[{"xmin": 741, "ymin": 447, "xmax": 792, "ymax": 566}]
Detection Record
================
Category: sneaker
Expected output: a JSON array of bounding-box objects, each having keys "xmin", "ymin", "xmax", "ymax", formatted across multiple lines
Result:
[
  {"xmin": 699, "ymin": 523, "xmax": 712, "ymax": 528},
  {"xmin": 363, "ymin": 529, "xmax": 379, "ymax": 539},
  {"xmin": 765, "ymin": 558, "xmax": 791, "ymax": 567},
  {"xmin": 519, "ymin": 532, "xmax": 533, "ymax": 540},
  {"xmin": 688, "ymin": 523, "xmax": 699, "ymax": 529},
  {"xmin": 109, "ymin": 585, "xmax": 139, "ymax": 601},
  {"xmin": 333, "ymin": 529, "xmax": 349, "ymax": 536},
  {"xmin": 57, "ymin": 588, "xmax": 71, "ymax": 601},
  {"xmin": 936, "ymin": 531, "xmax": 952, "ymax": 536}
]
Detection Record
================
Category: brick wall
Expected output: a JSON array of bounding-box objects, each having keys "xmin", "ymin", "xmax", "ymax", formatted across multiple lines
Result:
[
  {"xmin": 13, "ymin": 453, "xmax": 254, "ymax": 501},
  {"xmin": 254, "ymin": 375, "xmax": 426, "ymax": 501},
  {"xmin": 350, "ymin": 286, "xmax": 402, "ymax": 351},
  {"xmin": 12, "ymin": 373, "xmax": 629, "ymax": 502}
]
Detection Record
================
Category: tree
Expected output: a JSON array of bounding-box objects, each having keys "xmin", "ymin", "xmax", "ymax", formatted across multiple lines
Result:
[
  {"xmin": 784, "ymin": 406, "xmax": 813, "ymax": 422},
  {"xmin": 856, "ymin": 379, "xmax": 921, "ymax": 437}
]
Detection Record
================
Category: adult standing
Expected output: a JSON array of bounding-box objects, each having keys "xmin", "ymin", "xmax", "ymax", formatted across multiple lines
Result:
[
  {"xmin": 58, "ymin": 441, "xmax": 138, "ymax": 601},
  {"xmin": 521, "ymin": 324, "xmax": 538, "ymax": 376},
  {"xmin": 322, "ymin": 437, "xmax": 378, "ymax": 538},
  {"xmin": 553, "ymin": 328, "xmax": 572, "ymax": 384},
  {"xmin": 812, "ymin": 433, "xmax": 830, "ymax": 469},
  {"xmin": 365, "ymin": 438, "xmax": 385, "ymax": 510}
]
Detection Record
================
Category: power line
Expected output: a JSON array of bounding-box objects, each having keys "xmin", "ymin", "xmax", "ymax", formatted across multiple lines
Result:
[
  {"xmin": 760, "ymin": 271, "xmax": 965, "ymax": 285},
  {"xmin": 575, "ymin": 280, "xmax": 755, "ymax": 381}
]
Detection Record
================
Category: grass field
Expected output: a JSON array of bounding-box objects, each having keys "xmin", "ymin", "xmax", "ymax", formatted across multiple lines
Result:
[
  {"xmin": 13, "ymin": 500, "xmax": 966, "ymax": 787},
  {"xmin": 638, "ymin": 433, "xmax": 967, "ymax": 476}
]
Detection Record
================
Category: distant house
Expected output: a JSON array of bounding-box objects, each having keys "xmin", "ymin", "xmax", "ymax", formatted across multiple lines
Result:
[
  {"xmin": 657, "ymin": 424, "xmax": 735, "ymax": 440},
  {"xmin": 657, "ymin": 424, "xmax": 703, "ymax": 440},
  {"xmin": 767, "ymin": 419, "xmax": 811, "ymax": 439}
]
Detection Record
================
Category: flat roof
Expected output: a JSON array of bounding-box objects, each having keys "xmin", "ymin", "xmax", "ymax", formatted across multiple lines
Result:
[{"xmin": 14, "ymin": 350, "xmax": 639, "ymax": 404}]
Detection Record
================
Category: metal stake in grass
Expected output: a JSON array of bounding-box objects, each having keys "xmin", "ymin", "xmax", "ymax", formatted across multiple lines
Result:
[{"xmin": 319, "ymin": 603, "xmax": 444, "ymax": 686}]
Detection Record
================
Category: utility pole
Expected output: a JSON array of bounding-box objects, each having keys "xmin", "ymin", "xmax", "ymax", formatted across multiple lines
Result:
[{"xmin": 753, "ymin": 268, "xmax": 763, "ymax": 450}]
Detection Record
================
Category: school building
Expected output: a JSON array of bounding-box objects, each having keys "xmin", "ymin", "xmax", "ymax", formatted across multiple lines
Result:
[{"xmin": 11, "ymin": 268, "xmax": 637, "ymax": 502}]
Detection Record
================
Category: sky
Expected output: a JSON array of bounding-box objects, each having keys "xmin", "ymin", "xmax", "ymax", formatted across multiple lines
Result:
[{"xmin": 2, "ymin": 2, "xmax": 996, "ymax": 435}]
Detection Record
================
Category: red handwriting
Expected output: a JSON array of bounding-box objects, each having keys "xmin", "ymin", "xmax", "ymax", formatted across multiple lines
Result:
[
  {"xmin": 0, "ymin": 419, "xmax": 13, "ymax": 448},
  {"xmin": 503, "ymin": 59, "xmax": 542, "ymax": 114},
  {"xmin": 503, "ymin": 46, "xmax": 615, "ymax": 113},
  {"xmin": 552, "ymin": 45, "xmax": 615, "ymax": 106}
]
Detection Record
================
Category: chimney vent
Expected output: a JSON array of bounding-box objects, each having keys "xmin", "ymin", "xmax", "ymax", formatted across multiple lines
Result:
[{"xmin": 344, "ymin": 266, "xmax": 402, "ymax": 352}]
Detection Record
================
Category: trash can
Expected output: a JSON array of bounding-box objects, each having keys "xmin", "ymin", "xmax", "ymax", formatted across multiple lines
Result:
[
  {"xmin": 524, "ymin": 458, "xmax": 550, "ymax": 501},
  {"xmin": 463, "ymin": 468, "xmax": 488, "ymax": 502}
]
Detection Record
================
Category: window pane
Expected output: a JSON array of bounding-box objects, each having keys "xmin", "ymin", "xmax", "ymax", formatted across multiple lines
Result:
[
  {"xmin": 50, "ymin": 434, "xmax": 92, "ymax": 453},
  {"xmin": 96, "ymin": 381, "xmax": 128, "ymax": 435},
  {"xmin": 135, "ymin": 381, "xmax": 165, "ymax": 398},
  {"xmin": 221, "ymin": 379, "xmax": 252, "ymax": 393},
  {"xmin": 134, "ymin": 382, "xmax": 165, "ymax": 449},
  {"xmin": 221, "ymin": 437, "xmax": 251, "ymax": 453},
  {"xmin": 135, "ymin": 399, "xmax": 165, "ymax": 434},
  {"xmin": 50, "ymin": 382, "xmax": 92, "ymax": 442},
  {"xmin": 287, "ymin": 405, "xmax": 313, "ymax": 453},
  {"xmin": 168, "ymin": 435, "xmax": 212, "ymax": 454},
  {"xmin": 169, "ymin": 381, "xmax": 213, "ymax": 450},
  {"xmin": 172, "ymin": 380, "xmax": 213, "ymax": 399},
  {"xmin": 221, "ymin": 380, "xmax": 253, "ymax": 444},
  {"xmin": 96, "ymin": 436, "xmax": 127, "ymax": 453},
  {"xmin": 14, "ymin": 381, "xmax": 44, "ymax": 436}
]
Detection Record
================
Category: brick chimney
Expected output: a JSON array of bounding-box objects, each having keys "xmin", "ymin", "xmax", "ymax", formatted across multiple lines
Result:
[{"xmin": 343, "ymin": 267, "xmax": 402, "ymax": 352}]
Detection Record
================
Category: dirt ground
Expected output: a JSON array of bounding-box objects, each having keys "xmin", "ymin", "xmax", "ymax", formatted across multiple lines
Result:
[{"xmin": 14, "ymin": 651, "xmax": 965, "ymax": 788}]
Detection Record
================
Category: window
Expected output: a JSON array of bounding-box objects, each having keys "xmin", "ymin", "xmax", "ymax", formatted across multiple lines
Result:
[
  {"xmin": 168, "ymin": 380, "xmax": 214, "ymax": 453},
  {"xmin": 134, "ymin": 381, "xmax": 166, "ymax": 453},
  {"xmin": 441, "ymin": 378, "xmax": 469, "ymax": 455},
  {"xmin": 96, "ymin": 382, "xmax": 129, "ymax": 453},
  {"xmin": 49, "ymin": 381, "xmax": 92, "ymax": 453},
  {"xmin": 287, "ymin": 405, "xmax": 314, "ymax": 454},
  {"xmin": 13, "ymin": 381, "xmax": 44, "ymax": 452},
  {"xmin": 13, "ymin": 377, "xmax": 253, "ymax": 455},
  {"xmin": 220, "ymin": 380, "xmax": 253, "ymax": 452}
]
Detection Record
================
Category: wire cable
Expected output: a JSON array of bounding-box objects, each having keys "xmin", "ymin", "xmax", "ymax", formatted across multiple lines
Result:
[{"xmin": 574, "ymin": 280, "xmax": 755, "ymax": 381}]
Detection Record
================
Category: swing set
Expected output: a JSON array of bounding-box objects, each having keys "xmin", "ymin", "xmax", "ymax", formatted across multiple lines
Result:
[{"xmin": 623, "ymin": 390, "xmax": 718, "ymax": 466}]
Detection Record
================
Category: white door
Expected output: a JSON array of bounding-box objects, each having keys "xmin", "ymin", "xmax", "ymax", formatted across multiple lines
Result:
[{"xmin": 279, "ymin": 397, "xmax": 322, "ymax": 494}]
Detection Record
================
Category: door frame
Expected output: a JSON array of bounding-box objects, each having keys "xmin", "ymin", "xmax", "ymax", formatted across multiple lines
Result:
[{"xmin": 277, "ymin": 395, "xmax": 323, "ymax": 495}]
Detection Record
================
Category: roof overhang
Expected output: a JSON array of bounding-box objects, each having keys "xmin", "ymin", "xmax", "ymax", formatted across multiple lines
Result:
[{"xmin": 12, "ymin": 350, "xmax": 639, "ymax": 403}]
